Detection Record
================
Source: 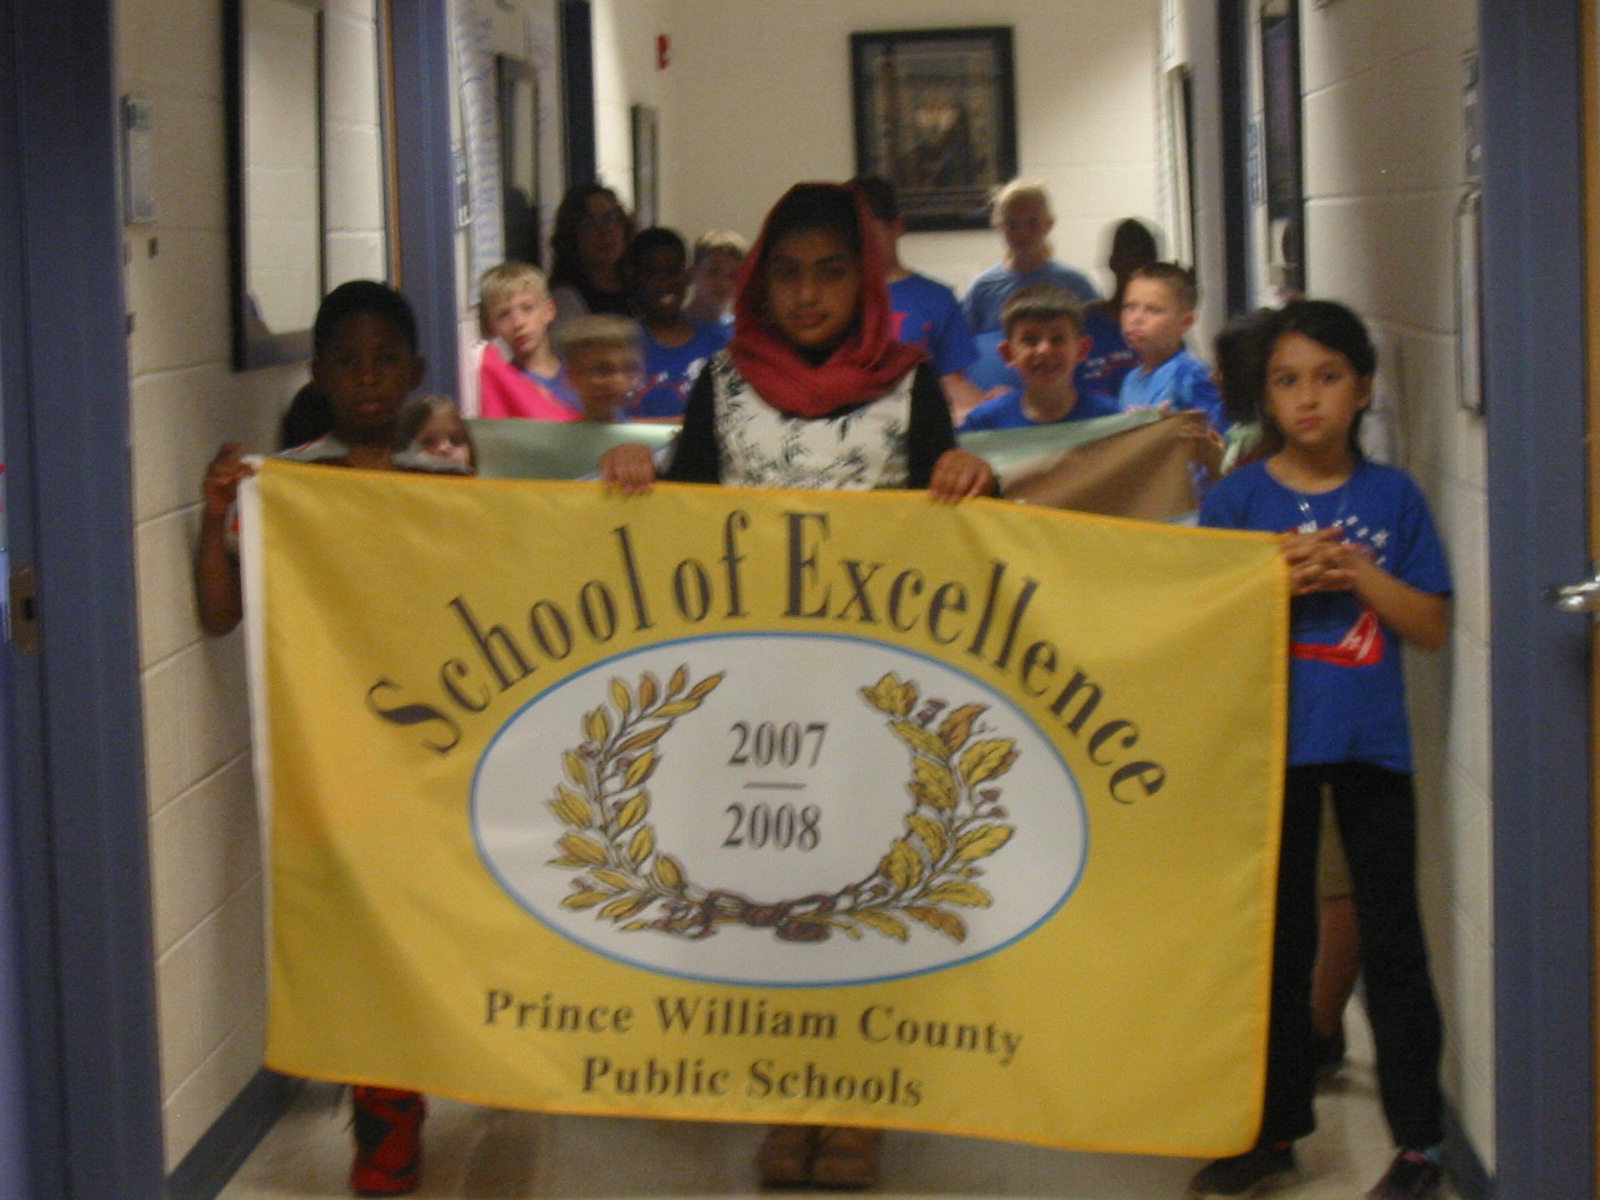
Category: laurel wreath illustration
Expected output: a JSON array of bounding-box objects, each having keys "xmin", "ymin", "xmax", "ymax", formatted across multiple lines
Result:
[{"xmin": 546, "ymin": 666, "xmax": 1018, "ymax": 944}]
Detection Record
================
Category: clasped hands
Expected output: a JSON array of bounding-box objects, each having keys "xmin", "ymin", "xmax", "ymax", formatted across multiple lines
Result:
[{"xmin": 1282, "ymin": 525, "xmax": 1374, "ymax": 596}]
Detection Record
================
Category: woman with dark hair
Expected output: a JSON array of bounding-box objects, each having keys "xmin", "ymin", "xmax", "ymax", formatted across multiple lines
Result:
[{"xmin": 547, "ymin": 183, "xmax": 637, "ymax": 322}]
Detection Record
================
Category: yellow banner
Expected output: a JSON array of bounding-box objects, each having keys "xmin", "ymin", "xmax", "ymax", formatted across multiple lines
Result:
[{"xmin": 244, "ymin": 460, "xmax": 1287, "ymax": 1158}]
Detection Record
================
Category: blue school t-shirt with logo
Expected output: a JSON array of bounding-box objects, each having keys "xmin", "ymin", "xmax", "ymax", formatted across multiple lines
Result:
[
  {"xmin": 890, "ymin": 273, "xmax": 978, "ymax": 376},
  {"xmin": 957, "ymin": 386, "xmax": 1120, "ymax": 432},
  {"xmin": 1117, "ymin": 347, "xmax": 1228, "ymax": 432},
  {"xmin": 1199, "ymin": 459, "xmax": 1451, "ymax": 772},
  {"xmin": 630, "ymin": 321, "xmax": 731, "ymax": 419}
]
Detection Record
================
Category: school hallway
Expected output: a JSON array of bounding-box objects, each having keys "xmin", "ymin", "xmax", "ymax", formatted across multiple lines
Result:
[
  {"xmin": 1, "ymin": 1, "xmax": 1592, "ymax": 1199},
  {"xmin": 218, "ymin": 1016, "xmax": 1460, "ymax": 1200}
]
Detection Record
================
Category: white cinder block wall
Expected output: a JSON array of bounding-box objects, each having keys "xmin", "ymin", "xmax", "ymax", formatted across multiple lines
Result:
[
  {"xmin": 1295, "ymin": 0, "xmax": 1493, "ymax": 1164},
  {"xmin": 121, "ymin": 0, "xmax": 388, "ymax": 1167}
]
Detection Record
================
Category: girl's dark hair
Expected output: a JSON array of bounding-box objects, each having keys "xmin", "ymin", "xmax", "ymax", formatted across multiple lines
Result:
[
  {"xmin": 1212, "ymin": 308, "xmax": 1274, "ymax": 427},
  {"xmin": 1267, "ymin": 298, "xmax": 1377, "ymax": 376},
  {"xmin": 277, "ymin": 382, "xmax": 334, "ymax": 450},
  {"xmin": 626, "ymin": 226, "xmax": 688, "ymax": 273},
  {"xmin": 313, "ymin": 280, "xmax": 418, "ymax": 357},
  {"xmin": 758, "ymin": 183, "xmax": 863, "ymax": 268},
  {"xmin": 548, "ymin": 183, "xmax": 635, "ymax": 292},
  {"xmin": 1259, "ymin": 298, "xmax": 1377, "ymax": 455},
  {"xmin": 1109, "ymin": 217, "xmax": 1158, "ymax": 264}
]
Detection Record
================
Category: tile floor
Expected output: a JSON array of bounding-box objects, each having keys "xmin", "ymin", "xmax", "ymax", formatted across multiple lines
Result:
[{"xmin": 217, "ymin": 1017, "xmax": 1461, "ymax": 1200}]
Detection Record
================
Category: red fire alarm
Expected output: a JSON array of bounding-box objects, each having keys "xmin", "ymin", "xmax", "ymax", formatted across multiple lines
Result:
[{"xmin": 657, "ymin": 33, "xmax": 670, "ymax": 69}]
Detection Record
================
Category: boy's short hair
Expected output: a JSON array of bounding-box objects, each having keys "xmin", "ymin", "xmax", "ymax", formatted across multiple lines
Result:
[
  {"xmin": 314, "ymin": 279, "xmax": 418, "ymax": 356},
  {"xmin": 850, "ymin": 175, "xmax": 899, "ymax": 224},
  {"xmin": 627, "ymin": 226, "xmax": 688, "ymax": 273},
  {"xmin": 692, "ymin": 229, "xmax": 749, "ymax": 264},
  {"xmin": 479, "ymin": 261, "xmax": 550, "ymax": 310},
  {"xmin": 1001, "ymin": 286, "xmax": 1085, "ymax": 339},
  {"xmin": 552, "ymin": 314, "xmax": 642, "ymax": 361},
  {"xmin": 989, "ymin": 178, "xmax": 1053, "ymax": 223},
  {"xmin": 1129, "ymin": 262, "xmax": 1199, "ymax": 312}
]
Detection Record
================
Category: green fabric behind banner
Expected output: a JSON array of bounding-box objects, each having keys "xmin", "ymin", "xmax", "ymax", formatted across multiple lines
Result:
[{"xmin": 467, "ymin": 412, "xmax": 1162, "ymax": 483}]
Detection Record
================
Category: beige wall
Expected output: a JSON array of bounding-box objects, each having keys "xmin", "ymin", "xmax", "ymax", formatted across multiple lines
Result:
[
  {"xmin": 650, "ymin": 0, "xmax": 1160, "ymax": 299},
  {"xmin": 121, "ymin": 0, "xmax": 388, "ymax": 1168},
  {"xmin": 592, "ymin": 0, "xmax": 672, "ymax": 212}
]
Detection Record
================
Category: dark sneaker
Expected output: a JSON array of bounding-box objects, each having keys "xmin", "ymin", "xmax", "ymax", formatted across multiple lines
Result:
[
  {"xmin": 1188, "ymin": 1145, "xmax": 1299, "ymax": 1198},
  {"xmin": 1366, "ymin": 1149, "xmax": 1442, "ymax": 1200},
  {"xmin": 811, "ymin": 1126, "xmax": 882, "ymax": 1189},
  {"xmin": 756, "ymin": 1124, "xmax": 818, "ymax": 1187},
  {"xmin": 350, "ymin": 1086, "xmax": 426, "ymax": 1196}
]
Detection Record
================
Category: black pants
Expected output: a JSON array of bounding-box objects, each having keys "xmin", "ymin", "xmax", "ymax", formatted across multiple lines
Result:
[{"xmin": 1258, "ymin": 762, "xmax": 1444, "ymax": 1149}]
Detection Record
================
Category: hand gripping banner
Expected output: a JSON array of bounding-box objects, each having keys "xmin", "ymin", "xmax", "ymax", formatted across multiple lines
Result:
[{"xmin": 241, "ymin": 461, "xmax": 1286, "ymax": 1158}]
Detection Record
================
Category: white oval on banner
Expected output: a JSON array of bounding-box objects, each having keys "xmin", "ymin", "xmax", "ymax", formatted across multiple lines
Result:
[{"xmin": 472, "ymin": 634, "xmax": 1087, "ymax": 987}]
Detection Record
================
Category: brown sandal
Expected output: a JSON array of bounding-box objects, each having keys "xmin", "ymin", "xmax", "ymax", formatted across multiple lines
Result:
[
  {"xmin": 811, "ymin": 1126, "xmax": 882, "ymax": 1189},
  {"xmin": 757, "ymin": 1123, "xmax": 818, "ymax": 1187}
]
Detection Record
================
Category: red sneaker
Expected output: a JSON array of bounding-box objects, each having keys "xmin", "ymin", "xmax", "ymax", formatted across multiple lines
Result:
[{"xmin": 350, "ymin": 1087, "xmax": 426, "ymax": 1196}]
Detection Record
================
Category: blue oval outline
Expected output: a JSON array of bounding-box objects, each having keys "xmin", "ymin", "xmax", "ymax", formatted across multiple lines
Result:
[{"xmin": 470, "ymin": 630, "xmax": 1089, "ymax": 988}]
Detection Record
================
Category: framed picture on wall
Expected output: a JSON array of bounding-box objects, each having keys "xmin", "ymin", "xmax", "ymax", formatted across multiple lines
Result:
[
  {"xmin": 850, "ymin": 27, "xmax": 1016, "ymax": 232},
  {"xmin": 496, "ymin": 55, "xmax": 542, "ymax": 266},
  {"xmin": 631, "ymin": 104, "xmax": 659, "ymax": 228}
]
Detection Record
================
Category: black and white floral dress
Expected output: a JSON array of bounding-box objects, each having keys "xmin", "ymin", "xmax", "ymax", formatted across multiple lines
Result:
[{"xmin": 662, "ymin": 351, "xmax": 955, "ymax": 490}]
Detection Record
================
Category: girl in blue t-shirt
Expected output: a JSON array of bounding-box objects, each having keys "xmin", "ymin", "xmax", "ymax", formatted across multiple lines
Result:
[{"xmin": 1194, "ymin": 301, "xmax": 1450, "ymax": 1200}]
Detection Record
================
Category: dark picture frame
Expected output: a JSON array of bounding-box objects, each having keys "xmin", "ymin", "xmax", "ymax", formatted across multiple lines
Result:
[
  {"xmin": 1258, "ymin": 0, "xmax": 1304, "ymax": 295},
  {"xmin": 850, "ymin": 27, "xmax": 1016, "ymax": 232},
  {"xmin": 496, "ymin": 54, "xmax": 542, "ymax": 265},
  {"xmin": 631, "ymin": 103, "xmax": 659, "ymax": 228},
  {"xmin": 225, "ymin": 0, "xmax": 326, "ymax": 370}
]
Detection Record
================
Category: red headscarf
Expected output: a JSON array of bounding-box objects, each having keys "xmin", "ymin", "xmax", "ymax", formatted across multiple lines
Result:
[{"xmin": 729, "ymin": 182, "xmax": 925, "ymax": 417}]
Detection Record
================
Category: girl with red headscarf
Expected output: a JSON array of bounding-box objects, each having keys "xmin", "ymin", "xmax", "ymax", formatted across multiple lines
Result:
[
  {"xmin": 598, "ymin": 183, "xmax": 992, "ymax": 1188},
  {"xmin": 601, "ymin": 182, "xmax": 993, "ymax": 498}
]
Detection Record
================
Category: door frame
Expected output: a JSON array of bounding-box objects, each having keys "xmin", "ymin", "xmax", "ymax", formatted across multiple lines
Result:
[
  {"xmin": 1480, "ymin": 1, "xmax": 1595, "ymax": 1197},
  {"xmin": 0, "ymin": 2, "xmax": 164, "ymax": 1198}
]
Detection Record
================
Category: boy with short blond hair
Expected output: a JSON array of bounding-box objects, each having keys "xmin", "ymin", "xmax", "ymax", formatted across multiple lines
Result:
[
  {"xmin": 1117, "ymin": 261, "xmax": 1226, "ymax": 432},
  {"xmin": 478, "ymin": 261, "xmax": 581, "ymax": 420},
  {"xmin": 684, "ymin": 229, "xmax": 749, "ymax": 325},
  {"xmin": 552, "ymin": 314, "xmax": 645, "ymax": 422},
  {"xmin": 958, "ymin": 286, "xmax": 1119, "ymax": 431}
]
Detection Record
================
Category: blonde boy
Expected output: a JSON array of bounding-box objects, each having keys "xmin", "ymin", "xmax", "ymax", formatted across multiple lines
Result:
[
  {"xmin": 1116, "ymin": 262, "xmax": 1227, "ymax": 432},
  {"xmin": 958, "ymin": 287, "xmax": 1120, "ymax": 431},
  {"xmin": 552, "ymin": 315, "xmax": 645, "ymax": 422},
  {"xmin": 478, "ymin": 261, "xmax": 581, "ymax": 420},
  {"xmin": 684, "ymin": 229, "xmax": 749, "ymax": 325}
]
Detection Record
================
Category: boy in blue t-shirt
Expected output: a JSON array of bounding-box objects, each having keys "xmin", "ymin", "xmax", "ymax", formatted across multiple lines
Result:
[
  {"xmin": 958, "ymin": 286, "xmax": 1118, "ymax": 431},
  {"xmin": 853, "ymin": 175, "xmax": 985, "ymax": 418},
  {"xmin": 627, "ymin": 226, "xmax": 730, "ymax": 419},
  {"xmin": 1117, "ymin": 262, "xmax": 1227, "ymax": 434}
]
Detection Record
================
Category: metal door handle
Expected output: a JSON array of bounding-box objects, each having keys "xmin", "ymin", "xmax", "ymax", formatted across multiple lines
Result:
[{"xmin": 1545, "ymin": 573, "xmax": 1600, "ymax": 612}]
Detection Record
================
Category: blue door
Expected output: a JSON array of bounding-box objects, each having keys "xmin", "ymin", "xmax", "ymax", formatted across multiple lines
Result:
[{"xmin": 0, "ymin": 3, "xmax": 163, "ymax": 1197}]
